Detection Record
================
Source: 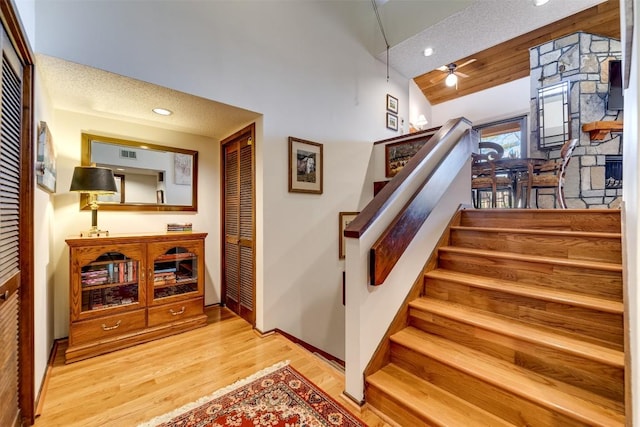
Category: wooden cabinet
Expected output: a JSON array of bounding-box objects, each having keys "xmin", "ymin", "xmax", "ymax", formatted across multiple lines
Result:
[{"xmin": 65, "ymin": 232, "xmax": 208, "ymax": 363}]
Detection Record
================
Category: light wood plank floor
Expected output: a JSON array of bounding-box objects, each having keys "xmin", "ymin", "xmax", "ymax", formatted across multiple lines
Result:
[{"xmin": 34, "ymin": 306, "xmax": 389, "ymax": 427}]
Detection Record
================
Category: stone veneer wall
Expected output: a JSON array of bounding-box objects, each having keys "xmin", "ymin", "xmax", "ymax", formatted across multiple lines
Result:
[{"xmin": 529, "ymin": 32, "xmax": 622, "ymax": 209}]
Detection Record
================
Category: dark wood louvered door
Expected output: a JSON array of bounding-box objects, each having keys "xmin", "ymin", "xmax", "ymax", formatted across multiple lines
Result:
[
  {"xmin": 221, "ymin": 125, "xmax": 255, "ymax": 325},
  {"xmin": 0, "ymin": 16, "xmax": 27, "ymax": 427}
]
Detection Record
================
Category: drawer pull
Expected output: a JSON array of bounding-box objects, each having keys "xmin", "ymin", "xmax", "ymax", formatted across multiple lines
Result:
[
  {"xmin": 0, "ymin": 290, "xmax": 8, "ymax": 300},
  {"xmin": 169, "ymin": 306, "xmax": 186, "ymax": 316},
  {"xmin": 101, "ymin": 320, "xmax": 122, "ymax": 331}
]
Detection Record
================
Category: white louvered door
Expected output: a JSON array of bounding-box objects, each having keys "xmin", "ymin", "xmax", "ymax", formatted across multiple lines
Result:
[{"xmin": 222, "ymin": 127, "xmax": 255, "ymax": 325}]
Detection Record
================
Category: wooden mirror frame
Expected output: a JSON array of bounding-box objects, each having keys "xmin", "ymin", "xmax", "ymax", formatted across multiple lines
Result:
[{"xmin": 80, "ymin": 133, "xmax": 198, "ymax": 212}]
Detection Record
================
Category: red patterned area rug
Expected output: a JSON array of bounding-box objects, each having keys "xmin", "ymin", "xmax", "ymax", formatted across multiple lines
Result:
[{"xmin": 138, "ymin": 361, "xmax": 366, "ymax": 427}]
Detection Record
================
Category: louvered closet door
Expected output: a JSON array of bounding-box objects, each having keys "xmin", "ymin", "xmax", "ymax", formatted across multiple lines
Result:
[
  {"xmin": 0, "ymin": 22, "xmax": 23, "ymax": 427},
  {"xmin": 222, "ymin": 130, "xmax": 255, "ymax": 325}
]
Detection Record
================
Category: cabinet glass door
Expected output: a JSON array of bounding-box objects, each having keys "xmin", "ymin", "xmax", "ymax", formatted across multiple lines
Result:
[
  {"xmin": 80, "ymin": 252, "xmax": 140, "ymax": 313},
  {"xmin": 152, "ymin": 246, "xmax": 199, "ymax": 301}
]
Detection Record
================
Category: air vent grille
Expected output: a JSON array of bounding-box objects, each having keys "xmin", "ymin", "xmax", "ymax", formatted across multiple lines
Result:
[{"xmin": 120, "ymin": 149, "xmax": 137, "ymax": 160}]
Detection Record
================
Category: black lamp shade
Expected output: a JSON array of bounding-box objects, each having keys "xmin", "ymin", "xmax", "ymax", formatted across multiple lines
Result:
[{"xmin": 69, "ymin": 166, "xmax": 118, "ymax": 194}]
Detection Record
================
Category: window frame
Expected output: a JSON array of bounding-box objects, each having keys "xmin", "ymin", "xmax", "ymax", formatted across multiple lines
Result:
[{"xmin": 473, "ymin": 115, "xmax": 528, "ymax": 159}]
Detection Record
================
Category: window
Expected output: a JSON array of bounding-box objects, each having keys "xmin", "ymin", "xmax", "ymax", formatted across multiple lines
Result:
[{"xmin": 474, "ymin": 116, "xmax": 527, "ymax": 158}]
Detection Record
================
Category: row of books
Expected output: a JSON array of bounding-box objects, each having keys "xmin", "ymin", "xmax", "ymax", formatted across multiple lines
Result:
[
  {"xmin": 81, "ymin": 261, "xmax": 138, "ymax": 287},
  {"xmin": 167, "ymin": 222, "xmax": 192, "ymax": 232},
  {"xmin": 82, "ymin": 285, "xmax": 138, "ymax": 311}
]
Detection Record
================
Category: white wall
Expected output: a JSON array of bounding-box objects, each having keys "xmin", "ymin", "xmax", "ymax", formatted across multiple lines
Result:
[
  {"xmin": 431, "ymin": 77, "xmax": 530, "ymax": 131},
  {"xmin": 622, "ymin": 0, "xmax": 639, "ymax": 422},
  {"xmin": 33, "ymin": 1, "xmax": 410, "ymax": 360},
  {"xmin": 51, "ymin": 110, "xmax": 221, "ymax": 338}
]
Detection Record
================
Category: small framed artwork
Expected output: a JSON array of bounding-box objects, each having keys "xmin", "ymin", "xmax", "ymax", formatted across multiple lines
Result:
[
  {"xmin": 339, "ymin": 211, "xmax": 359, "ymax": 259},
  {"xmin": 288, "ymin": 136, "xmax": 323, "ymax": 194},
  {"xmin": 36, "ymin": 121, "xmax": 57, "ymax": 193},
  {"xmin": 386, "ymin": 94, "xmax": 398, "ymax": 113},
  {"xmin": 386, "ymin": 112, "xmax": 398, "ymax": 131}
]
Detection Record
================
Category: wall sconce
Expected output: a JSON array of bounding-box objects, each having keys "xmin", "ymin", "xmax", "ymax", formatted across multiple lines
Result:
[{"xmin": 70, "ymin": 166, "xmax": 118, "ymax": 237}]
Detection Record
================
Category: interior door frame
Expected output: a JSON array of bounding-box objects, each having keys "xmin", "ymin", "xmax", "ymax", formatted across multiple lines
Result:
[
  {"xmin": 220, "ymin": 123, "xmax": 256, "ymax": 325},
  {"xmin": 0, "ymin": 1, "xmax": 35, "ymax": 425}
]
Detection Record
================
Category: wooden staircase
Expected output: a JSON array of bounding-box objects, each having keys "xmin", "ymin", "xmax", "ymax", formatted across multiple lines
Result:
[{"xmin": 365, "ymin": 208, "xmax": 625, "ymax": 426}]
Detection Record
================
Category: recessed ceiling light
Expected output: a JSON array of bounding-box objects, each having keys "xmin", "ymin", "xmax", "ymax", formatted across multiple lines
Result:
[
  {"xmin": 533, "ymin": 0, "xmax": 549, "ymax": 6},
  {"xmin": 152, "ymin": 108, "xmax": 173, "ymax": 116},
  {"xmin": 423, "ymin": 47, "xmax": 434, "ymax": 57}
]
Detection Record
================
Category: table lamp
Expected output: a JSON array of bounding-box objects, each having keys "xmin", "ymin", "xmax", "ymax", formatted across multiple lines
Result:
[{"xmin": 70, "ymin": 166, "xmax": 118, "ymax": 237}]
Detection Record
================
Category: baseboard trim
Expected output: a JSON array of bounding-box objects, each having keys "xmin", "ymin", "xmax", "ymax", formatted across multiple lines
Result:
[
  {"xmin": 35, "ymin": 338, "xmax": 65, "ymax": 418},
  {"xmin": 274, "ymin": 328, "xmax": 345, "ymax": 368}
]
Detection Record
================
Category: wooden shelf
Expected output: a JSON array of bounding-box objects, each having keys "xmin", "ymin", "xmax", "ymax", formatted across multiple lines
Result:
[{"xmin": 582, "ymin": 121, "xmax": 623, "ymax": 140}]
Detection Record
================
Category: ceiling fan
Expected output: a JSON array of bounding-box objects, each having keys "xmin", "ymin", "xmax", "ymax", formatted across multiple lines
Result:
[{"xmin": 431, "ymin": 59, "xmax": 477, "ymax": 87}]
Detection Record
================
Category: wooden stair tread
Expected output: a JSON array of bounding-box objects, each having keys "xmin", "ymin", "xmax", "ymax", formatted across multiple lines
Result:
[
  {"xmin": 392, "ymin": 327, "xmax": 625, "ymax": 426},
  {"xmin": 409, "ymin": 298, "xmax": 624, "ymax": 367},
  {"xmin": 450, "ymin": 225, "xmax": 622, "ymax": 240},
  {"xmin": 438, "ymin": 246, "xmax": 622, "ymax": 271},
  {"xmin": 425, "ymin": 268, "xmax": 624, "ymax": 313},
  {"xmin": 367, "ymin": 363, "xmax": 516, "ymax": 427}
]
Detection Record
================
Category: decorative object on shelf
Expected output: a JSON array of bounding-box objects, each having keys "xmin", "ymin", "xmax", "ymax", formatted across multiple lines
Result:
[
  {"xmin": 288, "ymin": 137, "xmax": 323, "ymax": 194},
  {"xmin": 69, "ymin": 166, "xmax": 118, "ymax": 237},
  {"xmin": 36, "ymin": 121, "xmax": 57, "ymax": 193},
  {"xmin": 137, "ymin": 361, "xmax": 366, "ymax": 427},
  {"xmin": 339, "ymin": 212, "xmax": 359, "ymax": 259},
  {"xmin": 386, "ymin": 112, "xmax": 398, "ymax": 131},
  {"xmin": 410, "ymin": 114, "xmax": 428, "ymax": 132},
  {"xmin": 167, "ymin": 222, "xmax": 193, "ymax": 232},
  {"xmin": 386, "ymin": 94, "xmax": 398, "ymax": 113}
]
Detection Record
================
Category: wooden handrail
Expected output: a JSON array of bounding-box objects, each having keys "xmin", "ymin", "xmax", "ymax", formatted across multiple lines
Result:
[
  {"xmin": 369, "ymin": 131, "xmax": 472, "ymax": 285},
  {"xmin": 344, "ymin": 117, "xmax": 472, "ymax": 239}
]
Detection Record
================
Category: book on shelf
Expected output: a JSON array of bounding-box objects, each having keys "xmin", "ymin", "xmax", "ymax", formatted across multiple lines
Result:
[
  {"xmin": 155, "ymin": 252, "xmax": 196, "ymax": 261},
  {"xmin": 167, "ymin": 222, "xmax": 193, "ymax": 232}
]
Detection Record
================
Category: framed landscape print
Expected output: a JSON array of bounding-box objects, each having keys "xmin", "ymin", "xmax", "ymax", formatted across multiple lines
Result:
[
  {"xmin": 384, "ymin": 127, "xmax": 440, "ymax": 177},
  {"xmin": 386, "ymin": 113, "xmax": 398, "ymax": 131},
  {"xmin": 339, "ymin": 211, "xmax": 359, "ymax": 259},
  {"xmin": 386, "ymin": 94, "xmax": 398, "ymax": 113},
  {"xmin": 289, "ymin": 137, "xmax": 323, "ymax": 194}
]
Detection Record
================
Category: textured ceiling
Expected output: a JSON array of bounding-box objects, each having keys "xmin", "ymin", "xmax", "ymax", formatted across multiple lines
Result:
[{"xmin": 36, "ymin": 54, "xmax": 260, "ymax": 140}]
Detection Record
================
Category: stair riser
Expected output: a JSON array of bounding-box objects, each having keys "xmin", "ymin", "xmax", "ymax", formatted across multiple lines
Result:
[
  {"xmin": 460, "ymin": 211, "xmax": 621, "ymax": 233},
  {"xmin": 424, "ymin": 278, "xmax": 624, "ymax": 347},
  {"xmin": 437, "ymin": 252, "xmax": 622, "ymax": 300},
  {"xmin": 450, "ymin": 229, "xmax": 621, "ymax": 264},
  {"xmin": 409, "ymin": 311, "xmax": 624, "ymax": 402},
  {"xmin": 390, "ymin": 343, "xmax": 590, "ymax": 426},
  {"xmin": 366, "ymin": 384, "xmax": 439, "ymax": 427}
]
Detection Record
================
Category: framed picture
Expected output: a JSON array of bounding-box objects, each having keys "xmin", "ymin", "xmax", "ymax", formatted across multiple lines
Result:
[
  {"xmin": 386, "ymin": 94, "xmax": 398, "ymax": 113},
  {"xmin": 386, "ymin": 112, "xmax": 398, "ymax": 131},
  {"xmin": 174, "ymin": 153, "xmax": 192, "ymax": 185},
  {"xmin": 288, "ymin": 137, "xmax": 323, "ymax": 194},
  {"xmin": 97, "ymin": 174, "xmax": 125, "ymax": 203},
  {"xmin": 384, "ymin": 127, "xmax": 440, "ymax": 177},
  {"xmin": 339, "ymin": 211, "xmax": 359, "ymax": 259},
  {"xmin": 36, "ymin": 121, "xmax": 57, "ymax": 193}
]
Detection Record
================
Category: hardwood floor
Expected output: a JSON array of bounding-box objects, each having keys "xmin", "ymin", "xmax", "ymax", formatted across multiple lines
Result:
[{"xmin": 34, "ymin": 306, "xmax": 388, "ymax": 427}]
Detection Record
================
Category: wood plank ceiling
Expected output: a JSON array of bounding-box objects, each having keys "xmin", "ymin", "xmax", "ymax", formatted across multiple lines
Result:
[{"xmin": 415, "ymin": 0, "xmax": 621, "ymax": 105}]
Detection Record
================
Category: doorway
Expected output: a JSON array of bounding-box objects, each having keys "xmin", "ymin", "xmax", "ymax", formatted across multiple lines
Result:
[{"xmin": 221, "ymin": 124, "xmax": 255, "ymax": 325}]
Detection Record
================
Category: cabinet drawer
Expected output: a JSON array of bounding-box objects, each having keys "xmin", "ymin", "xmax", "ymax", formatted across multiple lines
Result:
[
  {"xmin": 148, "ymin": 297, "xmax": 203, "ymax": 327},
  {"xmin": 70, "ymin": 309, "xmax": 146, "ymax": 346}
]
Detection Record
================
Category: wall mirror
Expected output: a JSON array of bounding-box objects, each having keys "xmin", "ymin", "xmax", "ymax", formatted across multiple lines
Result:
[
  {"xmin": 81, "ymin": 133, "xmax": 198, "ymax": 211},
  {"xmin": 538, "ymin": 81, "xmax": 570, "ymax": 149}
]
